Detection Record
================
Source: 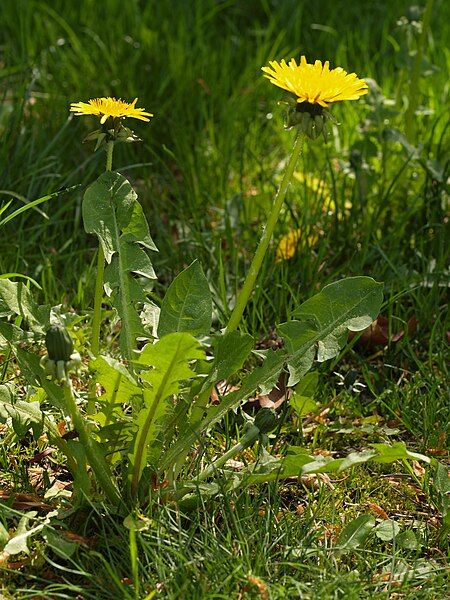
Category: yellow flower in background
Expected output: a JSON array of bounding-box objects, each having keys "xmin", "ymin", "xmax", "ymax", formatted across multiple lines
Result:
[
  {"xmin": 275, "ymin": 172, "xmax": 353, "ymax": 262},
  {"xmin": 294, "ymin": 171, "xmax": 352, "ymax": 214},
  {"xmin": 276, "ymin": 229, "xmax": 301, "ymax": 261},
  {"xmin": 276, "ymin": 227, "xmax": 320, "ymax": 262},
  {"xmin": 262, "ymin": 56, "xmax": 368, "ymax": 107},
  {"xmin": 70, "ymin": 97, "xmax": 153, "ymax": 124},
  {"xmin": 294, "ymin": 172, "xmax": 331, "ymax": 204}
]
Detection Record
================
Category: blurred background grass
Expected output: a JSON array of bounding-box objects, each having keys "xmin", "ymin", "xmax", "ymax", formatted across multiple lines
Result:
[
  {"xmin": 1, "ymin": 0, "xmax": 448, "ymax": 397},
  {"xmin": 0, "ymin": 3, "xmax": 449, "ymax": 596},
  {"xmin": 1, "ymin": 0, "xmax": 447, "ymax": 298}
]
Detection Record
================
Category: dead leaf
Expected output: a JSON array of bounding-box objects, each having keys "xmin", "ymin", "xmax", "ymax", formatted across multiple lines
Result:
[
  {"xmin": 210, "ymin": 381, "xmax": 239, "ymax": 404},
  {"xmin": 64, "ymin": 532, "xmax": 96, "ymax": 548},
  {"xmin": 57, "ymin": 421, "xmax": 66, "ymax": 436},
  {"xmin": 197, "ymin": 78, "xmax": 210, "ymax": 94},
  {"xmin": 258, "ymin": 392, "xmax": 288, "ymax": 410},
  {"xmin": 368, "ymin": 502, "xmax": 389, "ymax": 520},
  {"xmin": 246, "ymin": 575, "xmax": 269, "ymax": 600},
  {"xmin": 352, "ymin": 315, "xmax": 418, "ymax": 349},
  {"xmin": 27, "ymin": 467, "xmax": 45, "ymax": 488},
  {"xmin": 5, "ymin": 559, "xmax": 30, "ymax": 570},
  {"xmin": 300, "ymin": 473, "xmax": 335, "ymax": 490},
  {"xmin": 407, "ymin": 315, "xmax": 418, "ymax": 335},
  {"xmin": 28, "ymin": 448, "xmax": 56, "ymax": 464},
  {"xmin": 0, "ymin": 491, "xmax": 53, "ymax": 511},
  {"xmin": 210, "ymin": 388, "xmax": 220, "ymax": 404},
  {"xmin": 245, "ymin": 371, "xmax": 289, "ymax": 410},
  {"xmin": 411, "ymin": 461, "xmax": 426, "ymax": 478},
  {"xmin": 318, "ymin": 523, "xmax": 341, "ymax": 542}
]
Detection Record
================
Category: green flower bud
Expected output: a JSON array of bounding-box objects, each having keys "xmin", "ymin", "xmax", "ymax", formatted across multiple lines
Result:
[
  {"xmin": 40, "ymin": 326, "xmax": 81, "ymax": 382},
  {"xmin": 254, "ymin": 408, "xmax": 278, "ymax": 434},
  {"xmin": 284, "ymin": 101, "xmax": 333, "ymax": 140},
  {"xmin": 45, "ymin": 325, "xmax": 74, "ymax": 363}
]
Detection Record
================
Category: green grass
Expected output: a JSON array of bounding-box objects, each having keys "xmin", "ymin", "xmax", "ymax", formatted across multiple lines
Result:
[
  {"xmin": 1, "ymin": 471, "xmax": 448, "ymax": 599},
  {"xmin": 1, "ymin": 0, "xmax": 449, "ymax": 597}
]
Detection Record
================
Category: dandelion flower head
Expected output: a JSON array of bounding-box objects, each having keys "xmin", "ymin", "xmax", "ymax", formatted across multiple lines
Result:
[
  {"xmin": 262, "ymin": 56, "xmax": 368, "ymax": 107},
  {"xmin": 70, "ymin": 97, "xmax": 153, "ymax": 124}
]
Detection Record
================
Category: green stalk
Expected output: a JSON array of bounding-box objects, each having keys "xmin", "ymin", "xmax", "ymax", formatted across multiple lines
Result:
[
  {"xmin": 63, "ymin": 379, "xmax": 122, "ymax": 506},
  {"xmin": 173, "ymin": 424, "xmax": 260, "ymax": 502},
  {"xmin": 105, "ymin": 139, "xmax": 114, "ymax": 172},
  {"xmin": 225, "ymin": 133, "xmax": 303, "ymax": 333},
  {"xmin": 90, "ymin": 140, "xmax": 114, "ymax": 357},
  {"xmin": 405, "ymin": 0, "xmax": 434, "ymax": 142},
  {"xmin": 90, "ymin": 245, "xmax": 105, "ymax": 359},
  {"xmin": 169, "ymin": 386, "xmax": 211, "ymax": 482},
  {"xmin": 45, "ymin": 423, "xmax": 78, "ymax": 476},
  {"xmin": 129, "ymin": 525, "xmax": 140, "ymax": 599},
  {"xmin": 197, "ymin": 424, "xmax": 259, "ymax": 481}
]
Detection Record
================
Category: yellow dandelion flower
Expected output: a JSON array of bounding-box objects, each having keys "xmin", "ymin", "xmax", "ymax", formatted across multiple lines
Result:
[
  {"xmin": 294, "ymin": 172, "xmax": 330, "ymax": 200},
  {"xmin": 262, "ymin": 56, "xmax": 368, "ymax": 107},
  {"xmin": 294, "ymin": 171, "xmax": 352, "ymax": 215},
  {"xmin": 276, "ymin": 229, "xmax": 300, "ymax": 261},
  {"xmin": 276, "ymin": 227, "xmax": 320, "ymax": 262},
  {"xmin": 70, "ymin": 97, "xmax": 153, "ymax": 124}
]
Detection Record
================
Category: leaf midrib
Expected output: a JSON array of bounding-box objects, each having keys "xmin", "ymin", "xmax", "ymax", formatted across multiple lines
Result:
[
  {"xmin": 130, "ymin": 335, "xmax": 185, "ymax": 491},
  {"xmin": 160, "ymin": 281, "xmax": 381, "ymax": 470},
  {"xmin": 110, "ymin": 185, "xmax": 134, "ymax": 363}
]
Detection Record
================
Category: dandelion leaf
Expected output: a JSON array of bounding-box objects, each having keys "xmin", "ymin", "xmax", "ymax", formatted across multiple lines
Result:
[
  {"xmin": 160, "ymin": 347, "xmax": 288, "ymax": 472},
  {"xmin": 160, "ymin": 278, "xmax": 382, "ymax": 472},
  {"xmin": 3, "ymin": 512, "xmax": 41, "ymax": 556},
  {"xmin": 279, "ymin": 277, "xmax": 383, "ymax": 385},
  {"xmin": 0, "ymin": 279, "xmax": 49, "ymax": 334},
  {"xmin": 158, "ymin": 260, "xmax": 212, "ymax": 338},
  {"xmin": 128, "ymin": 333, "xmax": 205, "ymax": 491},
  {"xmin": 90, "ymin": 355, "xmax": 142, "ymax": 453},
  {"xmin": 0, "ymin": 391, "xmax": 43, "ymax": 439},
  {"xmin": 206, "ymin": 330, "xmax": 254, "ymax": 383},
  {"xmin": 337, "ymin": 515, "xmax": 375, "ymax": 551},
  {"xmin": 83, "ymin": 172, "xmax": 157, "ymax": 359},
  {"xmin": 290, "ymin": 371, "xmax": 319, "ymax": 417}
]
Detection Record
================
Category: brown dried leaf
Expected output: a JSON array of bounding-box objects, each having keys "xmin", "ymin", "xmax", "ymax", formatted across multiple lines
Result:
[
  {"xmin": 407, "ymin": 315, "xmax": 418, "ymax": 335},
  {"xmin": 352, "ymin": 315, "xmax": 418, "ymax": 349},
  {"xmin": 64, "ymin": 532, "xmax": 96, "ymax": 548},
  {"xmin": 246, "ymin": 575, "xmax": 269, "ymax": 600},
  {"xmin": 57, "ymin": 421, "xmax": 66, "ymax": 436},
  {"xmin": 368, "ymin": 502, "xmax": 389, "ymax": 520},
  {"xmin": 0, "ymin": 491, "xmax": 53, "ymax": 511},
  {"xmin": 28, "ymin": 448, "xmax": 56, "ymax": 464},
  {"xmin": 5, "ymin": 559, "xmax": 30, "ymax": 570},
  {"xmin": 258, "ymin": 393, "xmax": 287, "ymax": 409},
  {"xmin": 411, "ymin": 460, "xmax": 426, "ymax": 478},
  {"xmin": 244, "ymin": 371, "xmax": 289, "ymax": 410}
]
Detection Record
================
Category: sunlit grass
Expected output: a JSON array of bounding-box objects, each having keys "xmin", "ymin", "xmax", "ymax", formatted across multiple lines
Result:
[{"xmin": 0, "ymin": 0, "xmax": 448, "ymax": 597}]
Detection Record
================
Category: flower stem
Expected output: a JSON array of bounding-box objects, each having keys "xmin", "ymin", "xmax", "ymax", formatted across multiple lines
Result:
[
  {"xmin": 90, "ymin": 246, "xmax": 105, "ymax": 358},
  {"xmin": 225, "ymin": 133, "xmax": 303, "ymax": 333},
  {"xmin": 90, "ymin": 141, "xmax": 114, "ymax": 358},
  {"xmin": 105, "ymin": 139, "xmax": 114, "ymax": 172},
  {"xmin": 63, "ymin": 379, "xmax": 122, "ymax": 506},
  {"xmin": 173, "ymin": 424, "xmax": 261, "ymax": 501},
  {"xmin": 197, "ymin": 425, "xmax": 260, "ymax": 482}
]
